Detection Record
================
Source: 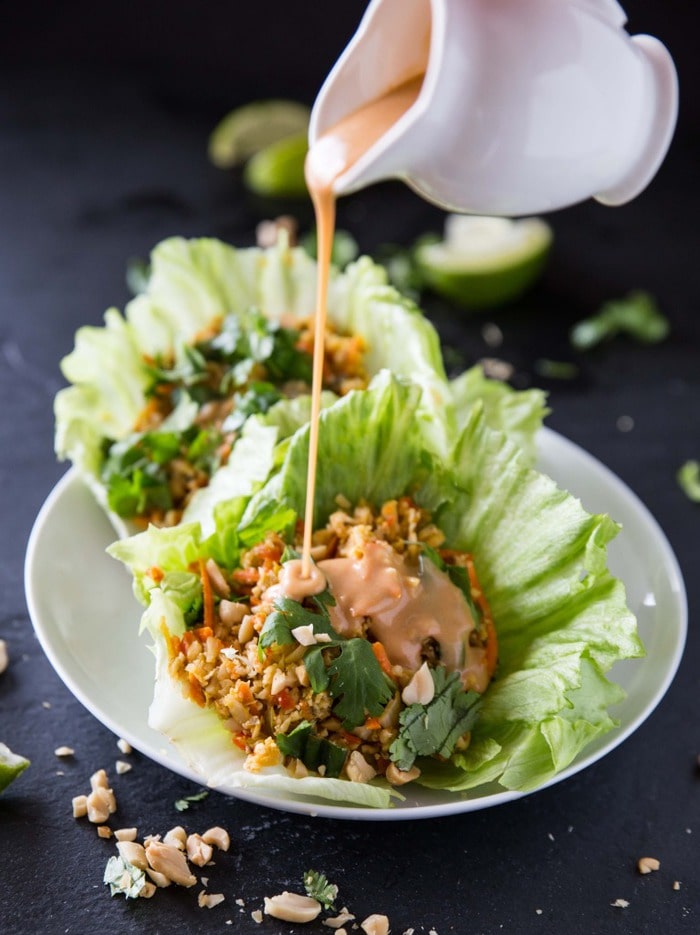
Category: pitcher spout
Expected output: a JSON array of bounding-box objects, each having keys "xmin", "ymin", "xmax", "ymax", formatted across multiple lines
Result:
[{"xmin": 308, "ymin": 0, "xmax": 678, "ymax": 215}]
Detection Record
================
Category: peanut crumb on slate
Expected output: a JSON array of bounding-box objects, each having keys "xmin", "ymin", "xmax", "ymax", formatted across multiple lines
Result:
[{"xmin": 637, "ymin": 857, "xmax": 660, "ymax": 874}]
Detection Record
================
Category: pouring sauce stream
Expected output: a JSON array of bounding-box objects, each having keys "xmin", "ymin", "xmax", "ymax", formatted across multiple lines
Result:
[{"xmin": 301, "ymin": 75, "xmax": 423, "ymax": 577}]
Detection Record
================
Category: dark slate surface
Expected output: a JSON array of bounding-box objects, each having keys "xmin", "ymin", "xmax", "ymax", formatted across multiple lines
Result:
[{"xmin": 1, "ymin": 3, "xmax": 699, "ymax": 934}]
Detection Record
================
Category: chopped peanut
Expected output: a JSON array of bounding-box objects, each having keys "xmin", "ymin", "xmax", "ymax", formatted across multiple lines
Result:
[
  {"xmin": 201, "ymin": 827, "xmax": 230, "ymax": 852},
  {"xmin": 264, "ymin": 892, "xmax": 322, "ymax": 923},
  {"xmin": 145, "ymin": 841, "xmax": 197, "ymax": 887}
]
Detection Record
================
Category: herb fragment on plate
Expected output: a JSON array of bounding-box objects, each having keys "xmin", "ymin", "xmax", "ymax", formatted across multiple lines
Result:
[
  {"xmin": 677, "ymin": 460, "xmax": 700, "ymax": 503},
  {"xmin": 569, "ymin": 291, "xmax": 669, "ymax": 350},
  {"xmin": 104, "ymin": 855, "xmax": 147, "ymax": 899},
  {"xmin": 390, "ymin": 668, "xmax": 482, "ymax": 772},
  {"xmin": 303, "ymin": 869, "xmax": 338, "ymax": 910},
  {"xmin": 174, "ymin": 789, "xmax": 209, "ymax": 812}
]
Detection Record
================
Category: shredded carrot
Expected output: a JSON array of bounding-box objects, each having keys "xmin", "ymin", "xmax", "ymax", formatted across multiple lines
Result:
[
  {"xmin": 236, "ymin": 682, "xmax": 254, "ymax": 706},
  {"xmin": 148, "ymin": 566, "xmax": 164, "ymax": 583},
  {"xmin": 339, "ymin": 730, "xmax": 362, "ymax": 748},
  {"xmin": 364, "ymin": 716, "xmax": 381, "ymax": 731},
  {"xmin": 465, "ymin": 556, "xmax": 498, "ymax": 677},
  {"xmin": 199, "ymin": 558, "xmax": 215, "ymax": 631},
  {"xmin": 232, "ymin": 567, "xmax": 259, "ymax": 585},
  {"xmin": 188, "ymin": 673, "xmax": 205, "ymax": 707},
  {"xmin": 275, "ymin": 689, "xmax": 296, "ymax": 711},
  {"xmin": 371, "ymin": 641, "xmax": 394, "ymax": 679},
  {"xmin": 232, "ymin": 733, "xmax": 247, "ymax": 751}
]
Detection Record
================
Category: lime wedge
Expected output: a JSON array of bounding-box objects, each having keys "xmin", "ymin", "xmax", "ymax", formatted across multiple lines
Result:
[
  {"xmin": 243, "ymin": 131, "xmax": 309, "ymax": 198},
  {"xmin": 415, "ymin": 215, "xmax": 552, "ymax": 309},
  {"xmin": 208, "ymin": 100, "xmax": 310, "ymax": 169},
  {"xmin": 0, "ymin": 742, "xmax": 30, "ymax": 793}
]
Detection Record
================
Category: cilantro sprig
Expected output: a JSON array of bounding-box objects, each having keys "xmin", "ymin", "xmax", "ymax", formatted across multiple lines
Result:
[
  {"xmin": 174, "ymin": 789, "xmax": 209, "ymax": 812},
  {"xmin": 260, "ymin": 591, "xmax": 394, "ymax": 730},
  {"xmin": 303, "ymin": 869, "xmax": 338, "ymax": 909},
  {"xmin": 390, "ymin": 667, "xmax": 481, "ymax": 771}
]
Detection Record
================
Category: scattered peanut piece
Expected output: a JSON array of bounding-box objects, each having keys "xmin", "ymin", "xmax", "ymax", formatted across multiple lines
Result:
[
  {"xmin": 163, "ymin": 826, "xmax": 187, "ymax": 851},
  {"xmin": 54, "ymin": 746, "xmax": 75, "ymax": 757},
  {"xmin": 97, "ymin": 826, "xmax": 113, "ymax": 839},
  {"xmin": 186, "ymin": 833, "xmax": 213, "ymax": 867},
  {"xmin": 115, "ymin": 760, "xmax": 132, "ymax": 775},
  {"xmin": 87, "ymin": 787, "xmax": 116, "ymax": 824},
  {"xmin": 264, "ymin": 892, "xmax": 322, "ymax": 923},
  {"xmin": 140, "ymin": 882, "xmax": 157, "ymax": 900},
  {"xmin": 361, "ymin": 914, "xmax": 390, "ymax": 935},
  {"xmin": 146, "ymin": 869, "xmax": 171, "ymax": 889},
  {"xmin": 611, "ymin": 899, "xmax": 630, "ymax": 909},
  {"xmin": 673, "ymin": 881, "xmax": 681, "ymax": 891},
  {"xmin": 637, "ymin": 856, "xmax": 660, "ymax": 875},
  {"xmin": 117, "ymin": 738, "xmax": 133, "ymax": 755},
  {"xmin": 114, "ymin": 828, "xmax": 138, "ymax": 842},
  {"xmin": 41, "ymin": 701, "xmax": 51, "ymax": 709},
  {"xmin": 201, "ymin": 826, "xmax": 230, "ymax": 851},
  {"xmin": 251, "ymin": 909, "xmax": 263, "ymax": 924},
  {"xmin": 198, "ymin": 891, "xmax": 225, "ymax": 909},
  {"xmin": 117, "ymin": 841, "xmax": 148, "ymax": 871},
  {"xmin": 145, "ymin": 841, "xmax": 197, "ymax": 888},
  {"xmin": 90, "ymin": 769, "xmax": 110, "ymax": 791},
  {"xmin": 324, "ymin": 909, "xmax": 356, "ymax": 928},
  {"xmin": 0, "ymin": 639, "xmax": 8, "ymax": 674},
  {"xmin": 72, "ymin": 795, "xmax": 88, "ymax": 818}
]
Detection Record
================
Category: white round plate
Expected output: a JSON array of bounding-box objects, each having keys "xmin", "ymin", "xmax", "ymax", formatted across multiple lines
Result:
[{"xmin": 25, "ymin": 428, "xmax": 687, "ymax": 820}]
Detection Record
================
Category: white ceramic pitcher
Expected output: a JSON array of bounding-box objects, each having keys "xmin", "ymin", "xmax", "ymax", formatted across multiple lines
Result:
[{"xmin": 308, "ymin": 0, "xmax": 678, "ymax": 215}]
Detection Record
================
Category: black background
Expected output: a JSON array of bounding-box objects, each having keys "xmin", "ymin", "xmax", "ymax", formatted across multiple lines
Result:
[{"xmin": 1, "ymin": 2, "xmax": 699, "ymax": 933}]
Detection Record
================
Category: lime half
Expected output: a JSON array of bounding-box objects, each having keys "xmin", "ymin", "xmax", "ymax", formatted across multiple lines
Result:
[
  {"xmin": 0, "ymin": 742, "xmax": 30, "ymax": 793},
  {"xmin": 208, "ymin": 100, "xmax": 310, "ymax": 170},
  {"xmin": 415, "ymin": 215, "xmax": 552, "ymax": 309},
  {"xmin": 243, "ymin": 131, "xmax": 309, "ymax": 198}
]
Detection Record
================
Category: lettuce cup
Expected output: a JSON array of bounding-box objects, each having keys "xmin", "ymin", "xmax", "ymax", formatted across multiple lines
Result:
[
  {"xmin": 55, "ymin": 237, "xmax": 453, "ymax": 538},
  {"xmin": 109, "ymin": 373, "xmax": 642, "ymax": 809}
]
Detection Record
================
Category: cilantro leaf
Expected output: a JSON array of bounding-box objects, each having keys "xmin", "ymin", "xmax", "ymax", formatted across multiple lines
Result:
[
  {"xmin": 326, "ymin": 639, "xmax": 395, "ymax": 729},
  {"xmin": 222, "ymin": 381, "xmax": 284, "ymax": 433},
  {"xmin": 570, "ymin": 291, "xmax": 669, "ymax": 350},
  {"xmin": 259, "ymin": 597, "xmax": 336, "ymax": 653},
  {"xmin": 174, "ymin": 789, "xmax": 209, "ymax": 811},
  {"xmin": 303, "ymin": 869, "xmax": 339, "ymax": 910},
  {"xmin": 390, "ymin": 667, "xmax": 481, "ymax": 771},
  {"xmin": 276, "ymin": 721, "xmax": 346, "ymax": 779},
  {"xmin": 259, "ymin": 594, "xmax": 393, "ymax": 729},
  {"xmin": 303, "ymin": 644, "xmax": 330, "ymax": 693}
]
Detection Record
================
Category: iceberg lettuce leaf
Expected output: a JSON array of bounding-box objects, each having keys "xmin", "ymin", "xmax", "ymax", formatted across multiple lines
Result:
[{"xmin": 450, "ymin": 365, "xmax": 548, "ymax": 464}]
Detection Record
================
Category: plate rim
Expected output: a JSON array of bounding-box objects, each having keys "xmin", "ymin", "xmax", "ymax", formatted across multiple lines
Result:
[{"xmin": 24, "ymin": 427, "xmax": 688, "ymax": 821}]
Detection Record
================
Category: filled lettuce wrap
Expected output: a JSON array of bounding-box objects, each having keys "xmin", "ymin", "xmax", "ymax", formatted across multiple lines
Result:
[
  {"xmin": 109, "ymin": 372, "xmax": 642, "ymax": 809},
  {"xmin": 54, "ymin": 236, "xmax": 453, "ymax": 537}
]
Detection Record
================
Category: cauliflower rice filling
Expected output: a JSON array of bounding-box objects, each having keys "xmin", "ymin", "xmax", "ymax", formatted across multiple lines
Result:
[
  {"xmin": 104, "ymin": 315, "xmax": 368, "ymax": 528},
  {"xmin": 165, "ymin": 497, "xmax": 496, "ymax": 787}
]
